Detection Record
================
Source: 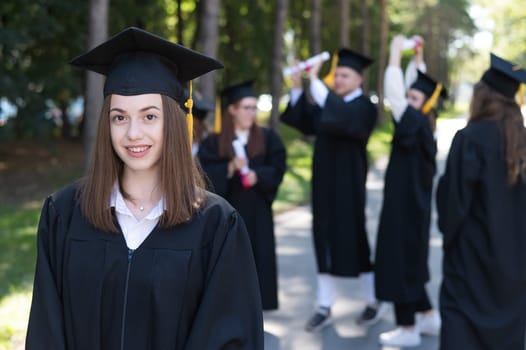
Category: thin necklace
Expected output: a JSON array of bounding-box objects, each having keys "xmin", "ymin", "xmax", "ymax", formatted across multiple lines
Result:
[{"xmin": 130, "ymin": 185, "xmax": 158, "ymax": 212}]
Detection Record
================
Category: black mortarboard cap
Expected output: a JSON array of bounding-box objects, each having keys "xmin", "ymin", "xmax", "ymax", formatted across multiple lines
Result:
[
  {"xmin": 336, "ymin": 48, "xmax": 374, "ymax": 74},
  {"xmin": 221, "ymin": 80, "xmax": 257, "ymax": 106},
  {"xmin": 481, "ymin": 53, "xmax": 526, "ymax": 98},
  {"xmin": 70, "ymin": 27, "xmax": 224, "ymax": 101},
  {"xmin": 181, "ymin": 89, "xmax": 214, "ymax": 120},
  {"xmin": 410, "ymin": 70, "xmax": 448, "ymax": 99}
]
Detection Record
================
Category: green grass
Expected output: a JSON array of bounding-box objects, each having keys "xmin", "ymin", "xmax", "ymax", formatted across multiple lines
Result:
[
  {"xmin": 0, "ymin": 205, "xmax": 40, "ymax": 349},
  {"xmin": 273, "ymin": 123, "xmax": 313, "ymax": 213}
]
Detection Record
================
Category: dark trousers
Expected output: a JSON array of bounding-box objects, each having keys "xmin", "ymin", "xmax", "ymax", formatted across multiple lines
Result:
[{"xmin": 394, "ymin": 289, "xmax": 432, "ymax": 326}]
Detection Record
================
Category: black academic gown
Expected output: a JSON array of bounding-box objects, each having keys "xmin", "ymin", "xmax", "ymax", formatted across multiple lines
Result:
[
  {"xmin": 437, "ymin": 120, "xmax": 526, "ymax": 350},
  {"xmin": 281, "ymin": 92, "xmax": 377, "ymax": 277},
  {"xmin": 374, "ymin": 107, "xmax": 436, "ymax": 303},
  {"xmin": 26, "ymin": 183, "xmax": 264, "ymax": 350},
  {"xmin": 197, "ymin": 127, "xmax": 286, "ymax": 310}
]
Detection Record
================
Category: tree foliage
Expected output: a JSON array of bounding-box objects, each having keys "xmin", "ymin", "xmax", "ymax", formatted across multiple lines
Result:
[{"xmin": 0, "ymin": 0, "xmax": 492, "ymax": 141}]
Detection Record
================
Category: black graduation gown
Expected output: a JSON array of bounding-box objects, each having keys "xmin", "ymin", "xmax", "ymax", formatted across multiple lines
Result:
[
  {"xmin": 436, "ymin": 120, "xmax": 526, "ymax": 350},
  {"xmin": 26, "ymin": 183, "xmax": 264, "ymax": 350},
  {"xmin": 197, "ymin": 127, "xmax": 286, "ymax": 310},
  {"xmin": 281, "ymin": 92, "xmax": 377, "ymax": 277},
  {"xmin": 374, "ymin": 107, "xmax": 436, "ymax": 303}
]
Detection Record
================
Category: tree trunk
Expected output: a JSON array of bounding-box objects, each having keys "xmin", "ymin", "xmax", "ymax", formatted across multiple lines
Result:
[
  {"xmin": 270, "ymin": 0, "xmax": 289, "ymax": 131},
  {"xmin": 177, "ymin": 0, "xmax": 184, "ymax": 46},
  {"xmin": 360, "ymin": 0, "xmax": 370, "ymax": 91},
  {"xmin": 338, "ymin": 0, "xmax": 350, "ymax": 47},
  {"xmin": 197, "ymin": 0, "xmax": 220, "ymax": 111},
  {"xmin": 310, "ymin": 0, "xmax": 321, "ymax": 54},
  {"xmin": 60, "ymin": 102, "xmax": 72, "ymax": 140},
  {"xmin": 376, "ymin": 0, "xmax": 388, "ymax": 120},
  {"xmin": 83, "ymin": 0, "xmax": 108, "ymax": 171}
]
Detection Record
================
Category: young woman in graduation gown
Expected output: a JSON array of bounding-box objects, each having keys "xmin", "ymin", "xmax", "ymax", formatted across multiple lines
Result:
[
  {"xmin": 436, "ymin": 53, "xmax": 526, "ymax": 350},
  {"xmin": 25, "ymin": 27, "xmax": 264, "ymax": 350},
  {"xmin": 197, "ymin": 81, "xmax": 286, "ymax": 311},
  {"xmin": 374, "ymin": 35, "xmax": 443, "ymax": 348},
  {"xmin": 281, "ymin": 49, "xmax": 381, "ymax": 331}
]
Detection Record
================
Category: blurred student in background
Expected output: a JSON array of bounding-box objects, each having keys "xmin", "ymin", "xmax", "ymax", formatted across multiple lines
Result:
[
  {"xmin": 281, "ymin": 48, "xmax": 380, "ymax": 332},
  {"xmin": 374, "ymin": 35, "xmax": 445, "ymax": 348},
  {"xmin": 198, "ymin": 80, "xmax": 286, "ymax": 311},
  {"xmin": 437, "ymin": 53, "xmax": 526, "ymax": 350}
]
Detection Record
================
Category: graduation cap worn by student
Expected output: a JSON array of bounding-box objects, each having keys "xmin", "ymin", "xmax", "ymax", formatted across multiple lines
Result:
[
  {"xmin": 323, "ymin": 48, "xmax": 374, "ymax": 87},
  {"xmin": 214, "ymin": 80, "xmax": 257, "ymax": 133},
  {"xmin": 481, "ymin": 53, "xmax": 526, "ymax": 105},
  {"xmin": 70, "ymin": 26, "xmax": 224, "ymax": 145},
  {"xmin": 410, "ymin": 70, "xmax": 449, "ymax": 114}
]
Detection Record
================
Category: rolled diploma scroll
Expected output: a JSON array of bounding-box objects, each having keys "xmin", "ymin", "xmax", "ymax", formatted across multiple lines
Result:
[
  {"xmin": 282, "ymin": 51, "xmax": 331, "ymax": 76},
  {"xmin": 232, "ymin": 139, "xmax": 251, "ymax": 189}
]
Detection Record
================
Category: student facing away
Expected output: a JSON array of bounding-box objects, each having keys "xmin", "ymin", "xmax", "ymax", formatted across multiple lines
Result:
[{"xmin": 437, "ymin": 53, "xmax": 526, "ymax": 350}]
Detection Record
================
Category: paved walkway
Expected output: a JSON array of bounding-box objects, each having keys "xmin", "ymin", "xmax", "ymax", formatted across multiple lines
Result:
[{"xmin": 263, "ymin": 116, "xmax": 468, "ymax": 350}]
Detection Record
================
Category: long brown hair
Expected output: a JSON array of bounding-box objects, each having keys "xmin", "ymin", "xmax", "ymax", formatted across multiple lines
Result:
[
  {"xmin": 425, "ymin": 108, "xmax": 437, "ymax": 133},
  {"xmin": 217, "ymin": 100, "xmax": 264, "ymax": 159},
  {"xmin": 470, "ymin": 81, "xmax": 526, "ymax": 185},
  {"xmin": 80, "ymin": 94, "xmax": 205, "ymax": 232}
]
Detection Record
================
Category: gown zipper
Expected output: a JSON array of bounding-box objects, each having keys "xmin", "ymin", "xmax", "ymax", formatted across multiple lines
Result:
[{"xmin": 120, "ymin": 248, "xmax": 134, "ymax": 350}]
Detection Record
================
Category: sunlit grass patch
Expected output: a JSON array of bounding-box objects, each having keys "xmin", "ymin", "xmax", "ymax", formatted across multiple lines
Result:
[
  {"xmin": 0, "ymin": 206, "xmax": 39, "ymax": 349},
  {"xmin": 0, "ymin": 291, "xmax": 31, "ymax": 349}
]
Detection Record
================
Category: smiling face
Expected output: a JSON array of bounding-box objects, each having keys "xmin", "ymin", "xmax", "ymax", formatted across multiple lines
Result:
[
  {"xmin": 109, "ymin": 93, "xmax": 164, "ymax": 175},
  {"xmin": 229, "ymin": 96, "xmax": 258, "ymax": 131}
]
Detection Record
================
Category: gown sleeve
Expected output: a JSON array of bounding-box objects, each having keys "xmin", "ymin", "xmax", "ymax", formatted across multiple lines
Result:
[
  {"xmin": 183, "ymin": 211, "xmax": 264, "ymax": 350},
  {"xmin": 198, "ymin": 135, "xmax": 230, "ymax": 197},
  {"xmin": 252, "ymin": 129, "xmax": 287, "ymax": 202},
  {"xmin": 436, "ymin": 130, "xmax": 481, "ymax": 250},
  {"xmin": 280, "ymin": 93, "xmax": 320, "ymax": 135},
  {"xmin": 318, "ymin": 93, "xmax": 378, "ymax": 141},
  {"xmin": 26, "ymin": 197, "xmax": 67, "ymax": 350}
]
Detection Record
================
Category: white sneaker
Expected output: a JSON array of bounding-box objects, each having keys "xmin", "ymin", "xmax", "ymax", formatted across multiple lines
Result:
[
  {"xmin": 379, "ymin": 327, "xmax": 421, "ymax": 347},
  {"xmin": 416, "ymin": 310, "xmax": 441, "ymax": 336}
]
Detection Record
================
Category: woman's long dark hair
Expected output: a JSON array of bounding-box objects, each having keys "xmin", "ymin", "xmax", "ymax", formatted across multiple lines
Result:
[
  {"xmin": 470, "ymin": 81, "xmax": 526, "ymax": 185},
  {"xmin": 80, "ymin": 95, "xmax": 205, "ymax": 232},
  {"xmin": 217, "ymin": 100, "xmax": 264, "ymax": 159}
]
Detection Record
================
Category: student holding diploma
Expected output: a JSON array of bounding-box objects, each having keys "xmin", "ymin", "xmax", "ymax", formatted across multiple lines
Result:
[{"xmin": 198, "ymin": 80, "xmax": 286, "ymax": 311}]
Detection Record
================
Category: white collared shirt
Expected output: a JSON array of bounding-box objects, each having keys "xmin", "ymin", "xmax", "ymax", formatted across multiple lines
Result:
[
  {"xmin": 235, "ymin": 129, "xmax": 249, "ymax": 145},
  {"xmin": 289, "ymin": 78, "xmax": 363, "ymax": 107},
  {"xmin": 110, "ymin": 184, "xmax": 164, "ymax": 250}
]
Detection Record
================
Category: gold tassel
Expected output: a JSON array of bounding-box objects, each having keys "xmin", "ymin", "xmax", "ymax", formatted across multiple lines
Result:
[
  {"xmin": 185, "ymin": 81, "xmax": 194, "ymax": 148},
  {"xmin": 322, "ymin": 51, "xmax": 338, "ymax": 89},
  {"xmin": 421, "ymin": 83, "xmax": 443, "ymax": 115},
  {"xmin": 214, "ymin": 95, "xmax": 222, "ymax": 134},
  {"xmin": 517, "ymin": 84, "xmax": 524, "ymax": 107}
]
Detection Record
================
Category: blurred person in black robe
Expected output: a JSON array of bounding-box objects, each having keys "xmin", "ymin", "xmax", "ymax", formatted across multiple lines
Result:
[
  {"xmin": 437, "ymin": 53, "xmax": 526, "ymax": 350},
  {"xmin": 25, "ymin": 27, "xmax": 263, "ymax": 350},
  {"xmin": 280, "ymin": 48, "xmax": 380, "ymax": 331},
  {"xmin": 375, "ymin": 35, "xmax": 446, "ymax": 348},
  {"xmin": 197, "ymin": 80, "xmax": 287, "ymax": 311}
]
